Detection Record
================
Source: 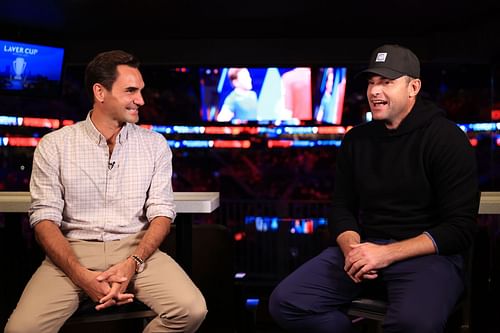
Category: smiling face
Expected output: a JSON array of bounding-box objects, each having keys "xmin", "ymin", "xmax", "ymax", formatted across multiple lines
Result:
[
  {"xmin": 95, "ymin": 64, "xmax": 145, "ymax": 125},
  {"xmin": 367, "ymin": 75, "xmax": 421, "ymax": 129}
]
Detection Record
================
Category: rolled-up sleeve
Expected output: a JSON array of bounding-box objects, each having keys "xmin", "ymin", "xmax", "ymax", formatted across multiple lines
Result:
[
  {"xmin": 145, "ymin": 135, "xmax": 176, "ymax": 223},
  {"xmin": 29, "ymin": 135, "xmax": 64, "ymax": 228}
]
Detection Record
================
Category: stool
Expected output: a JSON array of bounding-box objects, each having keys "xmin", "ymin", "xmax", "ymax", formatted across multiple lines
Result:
[
  {"xmin": 347, "ymin": 298, "xmax": 386, "ymax": 322},
  {"xmin": 347, "ymin": 296, "xmax": 470, "ymax": 333}
]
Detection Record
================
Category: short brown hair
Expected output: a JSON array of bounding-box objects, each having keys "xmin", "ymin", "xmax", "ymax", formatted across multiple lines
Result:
[
  {"xmin": 228, "ymin": 68, "xmax": 244, "ymax": 82},
  {"xmin": 84, "ymin": 50, "xmax": 140, "ymax": 101}
]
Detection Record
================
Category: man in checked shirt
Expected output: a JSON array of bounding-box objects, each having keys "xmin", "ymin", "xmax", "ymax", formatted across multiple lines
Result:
[{"xmin": 5, "ymin": 50, "xmax": 207, "ymax": 333}]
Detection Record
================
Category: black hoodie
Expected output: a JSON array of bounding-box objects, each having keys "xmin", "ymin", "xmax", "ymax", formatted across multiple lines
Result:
[{"xmin": 330, "ymin": 97, "xmax": 479, "ymax": 255}]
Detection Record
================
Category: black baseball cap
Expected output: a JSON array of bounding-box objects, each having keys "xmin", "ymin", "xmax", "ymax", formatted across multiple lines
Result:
[{"xmin": 359, "ymin": 44, "xmax": 420, "ymax": 79}]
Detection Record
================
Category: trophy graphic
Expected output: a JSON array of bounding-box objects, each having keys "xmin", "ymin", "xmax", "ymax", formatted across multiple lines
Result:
[{"xmin": 12, "ymin": 57, "xmax": 27, "ymax": 80}]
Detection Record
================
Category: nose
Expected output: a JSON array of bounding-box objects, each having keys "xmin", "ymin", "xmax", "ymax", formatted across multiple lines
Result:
[
  {"xmin": 370, "ymin": 85, "xmax": 382, "ymax": 96},
  {"xmin": 134, "ymin": 93, "xmax": 145, "ymax": 106}
]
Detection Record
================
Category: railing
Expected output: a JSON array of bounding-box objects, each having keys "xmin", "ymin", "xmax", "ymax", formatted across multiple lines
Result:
[{"xmin": 219, "ymin": 193, "xmax": 500, "ymax": 281}]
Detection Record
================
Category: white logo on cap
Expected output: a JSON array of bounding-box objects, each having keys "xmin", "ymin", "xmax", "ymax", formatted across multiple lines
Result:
[{"xmin": 375, "ymin": 52, "xmax": 387, "ymax": 62}]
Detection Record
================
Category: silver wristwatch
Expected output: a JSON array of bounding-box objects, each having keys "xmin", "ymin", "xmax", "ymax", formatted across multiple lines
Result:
[{"xmin": 130, "ymin": 255, "xmax": 145, "ymax": 273}]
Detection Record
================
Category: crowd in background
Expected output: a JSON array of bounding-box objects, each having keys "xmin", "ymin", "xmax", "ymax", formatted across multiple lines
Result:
[{"xmin": 0, "ymin": 63, "xmax": 498, "ymax": 196}]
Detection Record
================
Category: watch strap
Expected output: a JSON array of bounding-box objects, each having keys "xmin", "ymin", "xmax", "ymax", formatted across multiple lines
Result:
[{"xmin": 130, "ymin": 255, "xmax": 145, "ymax": 273}]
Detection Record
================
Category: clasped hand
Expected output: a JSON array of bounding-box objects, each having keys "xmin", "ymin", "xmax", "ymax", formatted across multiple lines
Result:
[
  {"xmin": 80, "ymin": 259, "xmax": 136, "ymax": 310},
  {"xmin": 344, "ymin": 242, "xmax": 391, "ymax": 283}
]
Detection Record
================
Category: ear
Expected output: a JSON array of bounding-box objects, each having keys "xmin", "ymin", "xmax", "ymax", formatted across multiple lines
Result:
[
  {"xmin": 409, "ymin": 78, "xmax": 421, "ymax": 97},
  {"xmin": 93, "ymin": 83, "xmax": 106, "ymax": 103}
]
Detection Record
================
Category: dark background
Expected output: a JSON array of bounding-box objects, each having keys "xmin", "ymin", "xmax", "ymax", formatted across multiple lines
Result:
[
  {"xmin": 1, "ymin": 0, "xmax": 499, "ymax": 66},
  {"xmin": 2, "ymin": 1, "xmax": 500, "ymax": 332}
]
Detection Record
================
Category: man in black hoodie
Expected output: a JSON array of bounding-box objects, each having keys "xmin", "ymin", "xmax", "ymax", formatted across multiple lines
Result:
[{"xmin": 269, "ymin": 44, "xmax": 479, "ymax": 333}]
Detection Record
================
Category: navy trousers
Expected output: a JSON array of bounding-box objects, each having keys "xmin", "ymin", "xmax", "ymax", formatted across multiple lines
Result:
[{"xmin": 268, "ymin": 246, "xmax": 464, "ymax": 333}]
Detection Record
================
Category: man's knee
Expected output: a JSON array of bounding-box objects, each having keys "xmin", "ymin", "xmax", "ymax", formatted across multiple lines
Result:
[
  {"xmin": 159, "ymin": 293, "xmax": 208, "ymax": 331},
  {"xmin": 183, "ymin": 295, "xmax": 208, "ymax": 326},
  {"xmin": 4, "ymin": 314, "xmax": 42, "ymax": 333},
  {"xmin": 268, "ymin": 284, "xmax": 292, "ymax": 324}
]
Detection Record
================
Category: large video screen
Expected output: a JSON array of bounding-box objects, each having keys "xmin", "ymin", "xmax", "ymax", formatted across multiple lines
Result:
[
  {"xmin": 311, "ymin": 67, "xmax": 347, "ymax": 124},
  {"xmin": 0, "ymin": 39, "xmax": 65, "ymax": 97},
  {"xmin": 200, "ymin": 67, "xmax": 312, "ymax": 123}
]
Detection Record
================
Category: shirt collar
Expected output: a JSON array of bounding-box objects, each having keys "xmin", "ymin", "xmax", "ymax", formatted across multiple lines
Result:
[{"xmin": 83, "ymin": 111, "xmax": 130, "ymax": 146}]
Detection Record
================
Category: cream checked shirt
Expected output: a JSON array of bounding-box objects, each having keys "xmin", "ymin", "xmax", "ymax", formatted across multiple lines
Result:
[{"xmin": 29, "ymin": 112, "xmax": 176, "ymax": 241}]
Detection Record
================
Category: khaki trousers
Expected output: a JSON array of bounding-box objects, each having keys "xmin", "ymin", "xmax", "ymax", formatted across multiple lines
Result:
[{"xmin": 4, "ymin": 232, "xmax": 207, "ymax": 333}]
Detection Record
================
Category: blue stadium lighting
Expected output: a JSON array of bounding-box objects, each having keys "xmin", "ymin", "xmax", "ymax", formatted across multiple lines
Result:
[
  {"xmin": 245, "ymin": 298, "xmax": 260, "ymax": 309},
  {"xmin": 459, "ymin": 123, "xmax": 498, "ymax": 132},
  {"xmin": 291, "ymin": 140, "xmax": 315, "ymax": 147},
  {"xmin": 245, "ymin": 216, "xmax": 328, "ymax": 233},
  {"xmin": 181, "ymin": 140, "xmax": 213, "ymax": 148},
  {"xmin": 217, "ymin": 68, "xmax": 228, "ymax": 93},
  {"xmin": 209, "ymin": 106, "xmax": 217, "ymax": 121},
  {"xmin": 317, "ymin": 218, "xmax": 328, "ymax": 226},
  {"xmin": 273, "ymin": 119, "xmax": 300, "ymax": 126},
  {"xmin": 163, "ymin": 127, "xmax": 173, "ymax": 134},
  {"xmin": 256, "ymin": 127, "xmax": 282, "ymax": 138},
  {"xmin": 4, "ymin": 114, "xmax": 500, "ymax": 149},
  {"xmin": 168, "ymin": 140, "xmax": 213, "ymax": 148},
  {"xmin": 283, "ymin": 126, "xmax": 317, "ymax": 135},
  {"xmin": 316, "ymin": 140, "xmax": 342, "ymax": 147},
  {"xmin": 255, "ymin": 216, "xmax": 268, "ymax": 232},
  {"xmin": 271, "ymin": 218, "xmax": 279, "ymax": 231},
  {"xmin": 169, "ymin": 141, "xmax": 182, "ymax": 149},
  {"xmin": 256, "ymin": 127, "xmax": 268, "ymax": 135},
  {"xmin": 172, "ymin": 125, "xmax": 205, "ymax": 134},
  {"xmin": 0, "ymin": 116, "xmax": 19, "ymax": 126},
  {"xmin": 151, "ymin": 125, "xmax": 171, "ymax": 133}
]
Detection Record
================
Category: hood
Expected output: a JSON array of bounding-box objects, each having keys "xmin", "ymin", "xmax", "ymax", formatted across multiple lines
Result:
[{"xmin": 372, "ymin": 97, "xmax": 446, "ymax": 137}]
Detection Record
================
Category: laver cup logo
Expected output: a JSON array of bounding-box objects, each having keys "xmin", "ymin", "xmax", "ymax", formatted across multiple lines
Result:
[{"xmin": 12, "ymin": 57, "xmax": 27, "ymax": 80}]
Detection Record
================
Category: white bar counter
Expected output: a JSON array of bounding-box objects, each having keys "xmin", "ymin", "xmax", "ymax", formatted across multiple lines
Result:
[
  {"xmin": 1, "ymin": 191, "xmax": 498, "ymax": 214},
  {"xmin": 0, "ymin": 191, "xmax": 220, "ymax": 275},
  {"xmin": 476, "ymin": 192, "xmax": 500, "ymax": 215},
  {"xmin": 0, "ymin": 191, "xmax": 219, "ymax": 214}
]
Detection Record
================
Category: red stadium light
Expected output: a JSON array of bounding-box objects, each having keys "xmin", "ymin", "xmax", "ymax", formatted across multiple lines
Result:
[
  {"xmin": 213, "ymin": 140, "xmax": 251, "ymax": 148},
  {"xmin": 6, "ymin": 137, "xmax": 41, "ymax": 147},
  {"xmin": 267, "ymin": 140, "xmax": 293, "ymax": 148},
  {"xmin": 22, "ymin": 117, "xmax": 60, "ymax": 129},
  {"xmin": 317, "ymin": 126, "xmax": 346, "ymax": 134},
  {"xmin": 234, "ymin": 232, "xmax": 246, "ymax": 241},
  {"xmin": 491, "ymin": 109, "xmax": 500, "ymax": 121}
]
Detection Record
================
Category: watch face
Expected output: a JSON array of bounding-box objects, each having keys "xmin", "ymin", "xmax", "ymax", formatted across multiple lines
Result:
[{"xmin": 137, "ymin": 262, "xmax": 145, "ymax": 273}]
